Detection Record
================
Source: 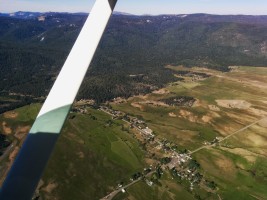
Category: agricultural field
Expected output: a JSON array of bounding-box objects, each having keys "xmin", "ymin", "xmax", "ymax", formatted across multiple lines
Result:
[
  {"xmin": 0, "ymin": 104, "xmax": 40, "ymax": 186},
  {"xmin": 111, "ymin": 66, "xmax": 267, "ymax": 199},
  {"xmin": 0, "ymin": 106, "xmax": 146, "ymax": 199},
  {"xmin": 38, "ymin": 108, "xmax": 146, "ymax": 200},
  {"xmin": 0, "ymin": 66, "xmax": 267, "ymax": 199}
]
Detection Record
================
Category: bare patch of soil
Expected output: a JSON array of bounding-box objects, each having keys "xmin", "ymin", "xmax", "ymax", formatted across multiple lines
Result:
[
  {"xmin": 36, "ymin": 179, "xmax": 45, "ymax": 193},
  {"xmin": 66, "ymin": 133, "xmax": 84, "ymax": 144},
  {"xmin": 131, "ymin": 100, "xmax": 169, "ymax": 111},
  {"xmin": 9, "ymin": 147, "xmax": 19, "ymax": 162},
  {"xmin": 208, "ymin": 104, "xmax": 220, "ymax": 111},
  {"xmin": 179, "ymin": 109, "xmax": 197, "ymax": 122},
  {"xmin": 144, "ymin": 158, "xmax": 158, "ymax": 166},
  {"xmin": 214, "ymin": 124, "xmax": 237, "ymax": 136},
  {"xmin": 3, "ymin": 111, "xmax": 18, "ymax": 119},
  {"xmin": 0, "ymin": 147, "xmax": 19, "ymax": 186},
  {"xmin": 112, "ymin": 97, "xmax": 127, "ymax": 104},
  {"xmin": 141, "ymin": 100, "xmax": 169, "ymax": 107},
  {"xmin": 247, "ymin": 80, "xmax": 267, "ymax": 90},
  {"xmin": 168, "ymin": 112, "xmax": 177, "ymax": 117},
  {"xmin": 14, "ymin": 126, "xmax": 30, "ymax": 140},
  {"xmin": 179, "ymin": 109, "xmax": 218, "ymax": 123},
  {"xmin": 246, "ymin": 132, "xmax": 266, "ymax": 146},
  {"xmin": 42, "ymin": 181, "xmax": 58, "ymax": 194},
  {"xmin": 259, "ymin": 118, "xmax": 267, "ymax": 128},
  {"xmin": 216, "ymin": 100, "xmax": 251, "ymax": 109},
  {"xmin": 220, "ymin": 147, "xmax": 258, "ymax": 163},
  {"xmin": 180, "ymin": 130, "xmax": 199, "ymax": 141},
  {"xmin": 202, "ymin": 115, "xmax": 212, "ymax": 123},
  {"xmin": 77, "ymin": 151, "xmax": 85, "ymax": 159},
  {"xmin": 249, "ymin": 108, "xmax": 267, "ymax": 117},
  {"xmin": 196, "ymin": 150, "xmax": 236, "ymax": 178},
  {"xmin": 131, "ymin": 102, "xmax": 145, "ymax": 111},
  {"xmin": 75, "ymin": 99, "xmax": 95, "ymax": 106},
  {"xmin": 2, "ymin": 121, "xmax": 12, "ymax": 135},
  {"xmin": 225, "ymin": 112, "xmax": 256, "ymax": 125},
  {"xmin": 214, "ymin": 153, "xmax": 236, "ymax": 177},
  {"xmin": 152, "ymin": 88, "xmax": 170, "ymax": 95},
  {"xmin": 211, "ymin": 111, "xmax": 221, "ymax": 118},
  {"xmin": 192, "ymin": 99, "xmax": 201, "ymax": 107},
  {"xmin": 131, "ymin": 94, "xmax": 149, "ymax": 100}
]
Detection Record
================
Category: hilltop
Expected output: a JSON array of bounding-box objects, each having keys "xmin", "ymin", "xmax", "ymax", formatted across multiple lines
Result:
[{"xmin": 0, "ymin": 12, "xmax": 267, "ymax": 107}]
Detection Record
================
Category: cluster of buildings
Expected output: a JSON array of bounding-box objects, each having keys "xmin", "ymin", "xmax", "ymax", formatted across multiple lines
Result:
[
  {"xmin": 171, "ymin": 167, "xmax": 203, "ymax": 191},
  {"xmin": 167, "ymin": 152, "xmax": 191, "ymax": 169},
  {"xmin": 165, "ymin": 152, "xmax": 204, "ymax": 191},
  {"xmin": 100, "ymin": 106, "xmax": 155, "ymax": 139},
  {"xmin": 97, "ymin": 105, "xmax": 215, "ymax": 193},
  {"xmin": 203, "ymin": 136, "xmax": 223, "ymax": 145},
  {"xmin": 71, "ymin": 99, "xmax": 96, "ymax": 114},
  {"xmin": 71, "ymin": 106, "xmax": 88, "ymax": 114},
  {"xmin": 130, "ymin": 117, "xmax": 154, "ymax": 139},
  {"xmin": 150, "ymin": 138, "xmax": 206, "ymax": 191},
  {"xmin": 99, "ymin": 106, "xmax": 124, "ymax": 119}
]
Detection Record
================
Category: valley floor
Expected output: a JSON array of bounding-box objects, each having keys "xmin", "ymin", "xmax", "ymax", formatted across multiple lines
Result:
[{"xmin": 1, "ymin": 66, "xmax": 267, "ymax": 199}]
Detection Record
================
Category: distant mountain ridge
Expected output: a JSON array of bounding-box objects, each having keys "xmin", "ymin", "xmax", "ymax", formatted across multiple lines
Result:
[
  {"xmin": 0, "ymin": 11, "xmax": 135, "ymax": 19},
  {"xmin": 0, "ymin": 12, "xmax": 267, "ymax": 102},
  {"xmin": 2, "ymin": 11, "xmax": 267, "ymax": 20},
  {"xmin": 0, "ymin": 11, "xmax": 43, "ymax": 19}
]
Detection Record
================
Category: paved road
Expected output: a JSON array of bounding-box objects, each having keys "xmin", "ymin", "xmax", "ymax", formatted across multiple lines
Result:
[
  {"xmin": 189, "ymin": 118, "xmax": 263, "ymax": 155},
  {"xmin": 99, "ymin": 108, "xmax": 265, "ymax": 199},
  {"xmin": 100, "ymin": 108, "xmax": 152, "ymax": 137},
  {"xmin": 100, "ymin": 178, "xmax": 140, "ymax": 200},
  {"xmin": 99, "ymin": 108, "xmax": 114, "ymax": 117},
  {"xmin": 100, "ymin": 171, "xmax": 155, "ymax": 200}
]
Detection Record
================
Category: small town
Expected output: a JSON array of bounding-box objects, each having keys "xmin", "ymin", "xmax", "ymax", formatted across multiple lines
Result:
[{"xmin": 94, "ymin": 105, "xmax": 219, "ymax": 199}]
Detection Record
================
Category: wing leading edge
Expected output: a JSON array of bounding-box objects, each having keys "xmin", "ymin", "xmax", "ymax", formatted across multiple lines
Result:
[{"xmin": 0, "ymin": 0, "xmax": 117, "ymax": 199}]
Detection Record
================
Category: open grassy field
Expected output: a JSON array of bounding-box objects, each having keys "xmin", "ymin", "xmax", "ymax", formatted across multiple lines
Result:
[
  {"xmin": 0, "ymin": 104, "xmax": 41, "ymax": 185},
  {"xmin": 111, "ymin": 66, "xmax": 267, "ymax": 199},
  {"xmin": 0, "ymin": 106, "xmax": 146, "ymax": 199},
  {"xmin": 1, "ymin": 66, "xmax": 267, "ymax": 199},
  {"xmin": 114, "ymin": 172, "xmax": 196, "ymax": 200},
  {"xmin": 39, "ymin": 108, "xmax": 146, "ymax": 199},
  {"xmin": 195, "ymin": 147, "xmax": 267, "ymax": 200},
  {"xmin": 113, "ymin": 66, "xmax": 267, "ymax": 140}
]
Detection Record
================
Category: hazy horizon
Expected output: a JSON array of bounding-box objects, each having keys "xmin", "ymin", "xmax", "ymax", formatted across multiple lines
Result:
[
  {"xmin": 1, "ymin": 0, "xmax": 267, "ymax": 16},
  {"xmin": 1, "ymin": 11, "xmax": 267, "ymax": 17}
]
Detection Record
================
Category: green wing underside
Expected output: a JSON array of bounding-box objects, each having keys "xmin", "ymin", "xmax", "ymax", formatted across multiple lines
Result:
[
  {"xmin": 0, "ymin": 105, "xmax": 71, "ymax": 200},
  {"xmin": 31, "ymin": 105, "xmax": 72, "ymax": 134}
]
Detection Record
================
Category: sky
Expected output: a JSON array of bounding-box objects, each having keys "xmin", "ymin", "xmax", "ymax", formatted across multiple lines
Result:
[{"xmin": 0, "ymin": 0, "xmax": 267, "ymax": 15}]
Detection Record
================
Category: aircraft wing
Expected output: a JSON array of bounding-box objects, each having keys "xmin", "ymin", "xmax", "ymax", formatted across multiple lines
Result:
[{"xmin": 0, "ymin": 0, "xmax": 117, "ymax": 199}]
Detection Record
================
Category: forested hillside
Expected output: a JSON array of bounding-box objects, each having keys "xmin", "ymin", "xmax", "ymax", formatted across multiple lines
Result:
[{"xmin": 1, "ymin": 12, "xmax": 267, "ymax": 105}]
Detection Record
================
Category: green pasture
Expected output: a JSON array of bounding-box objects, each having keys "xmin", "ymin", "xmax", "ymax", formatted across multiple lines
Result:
[
  {"xmin": 38, "ymin": 108, "xmax": 145, "ymax": 199},
  {"xmin": 195, "ymin": 148, "xmax": 267, "ymax": 200}
]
